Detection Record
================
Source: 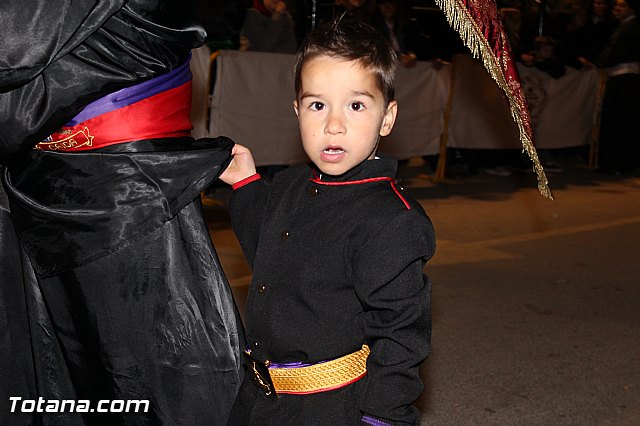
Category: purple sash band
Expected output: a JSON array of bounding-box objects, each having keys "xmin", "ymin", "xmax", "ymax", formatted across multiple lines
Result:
[
  {"xmin": 268, "ymin": 361, "xmax": 315, "ymax": 369},
  {"xmin": 67, "ymin": 57, "xmax": 192, "ymax": 126},
  {"xmin": 361, "ymin": 415, "xmax": 392, "ymax": 426}
]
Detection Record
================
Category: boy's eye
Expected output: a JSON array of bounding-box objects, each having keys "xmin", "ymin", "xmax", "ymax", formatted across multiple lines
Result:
[
  {"xmin": 350, "ymin": 102, "xmax": 365, "ymax": 111},
  {"xmin": 310, "ymin": 101, "xmax": 325, "ymax": 111}
]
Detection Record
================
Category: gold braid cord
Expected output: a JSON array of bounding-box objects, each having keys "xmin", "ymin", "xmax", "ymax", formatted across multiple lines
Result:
[
  {"xmin": 434, "ymin": 0, "xmax": 553, "ymax": 199},
  {"xmin": 269, "ymin": 345, "xmax": 370, "ymax": 394}
]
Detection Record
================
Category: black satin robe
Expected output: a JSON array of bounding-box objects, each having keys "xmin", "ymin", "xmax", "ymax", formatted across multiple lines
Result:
[{"xmin": 0, "ymin": 2, "xmax": 244, "ymax": 424}]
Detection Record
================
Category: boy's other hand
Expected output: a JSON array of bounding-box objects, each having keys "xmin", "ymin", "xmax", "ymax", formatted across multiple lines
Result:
[{"xmin": 220, "ymin": 144, "xmax": 257, "ymax": 186}]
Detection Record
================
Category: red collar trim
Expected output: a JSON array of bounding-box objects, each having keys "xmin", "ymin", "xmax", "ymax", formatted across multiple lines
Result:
[
  {"xmin": 309, "ymin": 174, "xmax": 411, "ymax": 209},
  {"xmin": 309, "ymin": 175, "xmax": 395, "ymax": 186}
]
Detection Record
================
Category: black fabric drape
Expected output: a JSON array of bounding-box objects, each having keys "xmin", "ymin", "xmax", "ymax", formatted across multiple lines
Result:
[
  {"xmin": 5, "ymin": 138, "xmax": 233, "ymax": 277},
  {"xmin": 1, "ymin": 1, "xmax": 246, "ymax": 424},
  {"xmin": 1, "ymin": 138, "xmax": 245, "ymax": 425}
]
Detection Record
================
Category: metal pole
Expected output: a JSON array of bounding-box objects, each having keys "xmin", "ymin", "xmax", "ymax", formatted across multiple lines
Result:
[
  {"xmin": 538, "ymin": 0, "xmax": 546, "ymax": 36},
  {"xmin": 312, "ymin": 0, "xmax": 317, "ymax": 30}
]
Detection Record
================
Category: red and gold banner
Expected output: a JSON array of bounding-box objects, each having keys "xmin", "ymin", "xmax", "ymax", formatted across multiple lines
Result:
[{"xmin": 433, "ymin": 0, "xmax": 553, "ymax": 199}]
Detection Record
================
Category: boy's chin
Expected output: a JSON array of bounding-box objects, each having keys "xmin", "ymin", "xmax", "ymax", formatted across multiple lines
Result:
[
  {"xmin": 313, "ymin": 157, "xmax": 373, "ymax": 177},
  {"xmin": 313, "ymin": 162, "xmax": 350, "ymax": 177}
]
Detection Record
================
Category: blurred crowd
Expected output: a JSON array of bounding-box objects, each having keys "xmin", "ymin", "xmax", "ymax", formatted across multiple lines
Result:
[
  {"xmin": 500, "ymin": 0, "xmax": 631, "ymax": 76},
  {"xmin": 194, "ymin": 0, "xmax": 633, "ymax": 66},
  {"xmin": 194, "ymin": 0, "xmax": 640, "ymax": 176},
  {"xmin": 194, "ymin": 0, "xmax": 460, "ymax": 62}
]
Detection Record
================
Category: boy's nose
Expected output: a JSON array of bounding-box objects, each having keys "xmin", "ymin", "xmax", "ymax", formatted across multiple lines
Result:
[{"xmin": 324, "ymin": 111, "xmax": 346, "ymax": 135}]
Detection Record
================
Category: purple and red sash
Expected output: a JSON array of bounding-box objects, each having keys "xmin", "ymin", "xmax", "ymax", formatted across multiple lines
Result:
[{"xmin": 36, "ymin": 59, "xmax": 193, "ymax": 152}]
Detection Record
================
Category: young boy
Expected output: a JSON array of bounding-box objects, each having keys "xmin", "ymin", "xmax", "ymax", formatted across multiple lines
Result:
[{"xmin": 221, "ymin": 16, "xmax": 435, "ymax": 426}]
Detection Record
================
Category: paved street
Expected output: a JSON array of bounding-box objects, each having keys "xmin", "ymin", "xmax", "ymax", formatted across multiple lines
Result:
[{"xmin": 204, "ymin": 153, "xmax": 640, "ymax": 426}]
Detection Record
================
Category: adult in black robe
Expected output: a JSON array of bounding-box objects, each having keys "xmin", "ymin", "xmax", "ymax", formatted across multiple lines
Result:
[
  {"xmin": 596, "ymin": 0, "xmax": 640, "ymax": 175},
  {"xmin": 0, "ymin": 1, "xmax": 244, "ymax": 424}
]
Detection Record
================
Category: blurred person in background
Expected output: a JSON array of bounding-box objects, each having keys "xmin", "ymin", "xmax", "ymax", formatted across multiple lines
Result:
[
  {"xmin": 556, "ymin": 0, "xmax": 617, "ymax": 68},
  {"xmin": 196, "ymin": 0, "xmax": 250, "ymax": 49},
  {"xmin": 521, "ymin": 35, "xmax": 567, "ymax": 78},
  {"xmin": 596, "ymin": 0, "xmax": 640, "ymax": 175},
  {"xmin": 319, "ymin": 0, "xmax": 376, "ymax": 24},
  {"xmin": 240, "ymin": 0, "xmax": 299, "ymax": 53},
  {"xmin": 335, "ymin": 0, "xmax": 376, "ymax": 19},
  {"xmin": 372, "ymin": 0, "xmax": 442, "ymax": 68},
  {"xmin": 580, "ymin": 0, "xmax": 619, "ymax": 64}
]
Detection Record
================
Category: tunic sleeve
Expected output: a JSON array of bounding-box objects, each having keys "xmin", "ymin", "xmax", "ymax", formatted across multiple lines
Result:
[
  {"xmin": 353, "ymin": 210, "xmax": 435, "ymax": 425},
  {"xmin": 228, "ymin": 178, "xmax": 271, "ymax": 268}
]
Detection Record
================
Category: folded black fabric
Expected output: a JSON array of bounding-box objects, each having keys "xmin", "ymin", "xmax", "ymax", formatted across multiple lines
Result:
[{"xmin": 4, "ymin": 137, "xmax": 233, "ymax": 277}]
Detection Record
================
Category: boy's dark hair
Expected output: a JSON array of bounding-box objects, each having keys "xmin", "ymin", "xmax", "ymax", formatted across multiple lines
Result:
[{"xmin": 294, "ymin": 14, "xmax": 398, "ymax": 106}]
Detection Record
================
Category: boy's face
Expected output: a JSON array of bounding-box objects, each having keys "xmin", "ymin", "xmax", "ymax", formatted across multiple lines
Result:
[{"xmin": 293, "ymin": 55, "xmax": 397, "ymax": 176}]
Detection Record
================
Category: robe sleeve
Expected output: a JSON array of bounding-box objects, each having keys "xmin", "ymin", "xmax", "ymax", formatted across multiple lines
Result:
[{"xmin": 353, "ymin": 209, "xmax": 436, "ymax": 425}]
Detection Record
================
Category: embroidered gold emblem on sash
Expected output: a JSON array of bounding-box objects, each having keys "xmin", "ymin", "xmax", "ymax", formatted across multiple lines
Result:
[{"xmin": 36, "ymin": 127, "xmax": 94, "ymax": 151}]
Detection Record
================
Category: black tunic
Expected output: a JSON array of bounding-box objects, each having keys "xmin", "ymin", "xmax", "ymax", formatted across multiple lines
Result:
[
  {"xmin": 0, "ymin": 2, "xmax": 244, "ymax": 424},
  {"xmin": 227, "ymin": 158, "xmax": 435, "ymax": 425}
]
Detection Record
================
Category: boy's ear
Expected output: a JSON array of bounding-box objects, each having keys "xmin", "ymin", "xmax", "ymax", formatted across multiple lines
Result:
[
  {"xmin": 379, "ymin": 100, "xmax": 398, "ymax": 137},
  {"xmin": 293, "ymin": 100, "xmax": 300, "ymax": 118}
]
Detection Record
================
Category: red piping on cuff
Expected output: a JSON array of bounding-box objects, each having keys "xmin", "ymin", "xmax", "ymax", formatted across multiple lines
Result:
[{"xmin": 232, "ymin": 173, "xmax": 261, "ymax": 191}]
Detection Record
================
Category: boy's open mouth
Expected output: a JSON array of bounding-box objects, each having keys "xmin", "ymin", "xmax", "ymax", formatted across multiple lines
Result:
[
  {"xmin": 320, "ymin": 146, "xmax": 346, "ymax": 163},
  {"xmin": 323, "ymin": 146, "xmax": 344, "ymax": 154}
]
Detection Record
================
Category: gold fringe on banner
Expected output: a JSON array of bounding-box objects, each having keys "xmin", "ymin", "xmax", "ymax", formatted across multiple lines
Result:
[{"xmin": 433, "ymin": 0, "xmax": 553, "ymax": 199}]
